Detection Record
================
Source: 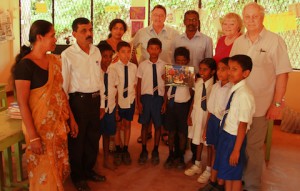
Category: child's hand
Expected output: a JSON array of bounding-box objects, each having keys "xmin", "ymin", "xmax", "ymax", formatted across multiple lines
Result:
[
  {"xmin": 100, "ymin": 108, "xmax": 105, "ymax": 120},
  {"xmin": 202, "ymin": 130, "xmax": 206, "ymax": 141},
  {"xmin": 137, "ymin": 103, "xmax": 143, "ymax": 114},
  {"xmin": 161, "ymin": 103, "xmax": 166, "ymax": 114},
  {"xmin": 229, "ymin": 150, "xmax": 240, "ymax": 166},
  {"xmin": 115, "ymin": 110, "xmax": 121, "ymax": 122},
  {"xmin": 187, "ymin": 116, "xmax": 193, "ymax": 126}
]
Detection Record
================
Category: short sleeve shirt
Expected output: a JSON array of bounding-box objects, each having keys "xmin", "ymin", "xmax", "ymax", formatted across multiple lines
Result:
[
  {"xmin": 13, "ymin": 58, "xmax": 48, "ymax": 89},
  {"xmin": 230, "ymin": 28, "xmax": 292, "ymax": 117}
]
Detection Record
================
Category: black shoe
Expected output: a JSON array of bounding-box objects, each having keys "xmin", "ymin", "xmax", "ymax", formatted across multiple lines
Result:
[
  {"xmin": 114, "ymin": 151, "xmax": 122, "ymax": 166},
  {"xmin": 122, "ymin": 151, "xmax": 132, "ymax": 165},
  {"xmin": 86, "ymin": 171, "xmax": 106, "ymax": 182},
  {"xmin": 138, "ymin": 150, "xmax": 148, "ymax": 164},
  {"xmin": 176, "ymin": 157, "xmax": 186, "ymax": 170},
  {"xmin": 163, "ymin": 155, "xmax": 174, "ymax": 169},
  {"xmin": 151, "ymin": 150, "xmax": 160, "ymax": 165},
  {"xmin": 74, "ymin": 180, "xmax": 91, "ymax": 191}
]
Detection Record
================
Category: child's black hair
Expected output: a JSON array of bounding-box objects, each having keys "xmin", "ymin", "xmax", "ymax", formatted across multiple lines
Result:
[
  {"xmin": 229, "ymin": 54, "xmax": 253, "ymax": 72},
  {"xmin": 199, "ymin": 58, "xmax": 217, "ymax": 83},
  {"xmin": 174, "ymin": 47, "xmax": 190, "ymax": 60},
  {"xmin": 97, "ymin": 42, "xmax": 115, "ymax": 54},
  {"xmin": 147, "ymin": 38, "xmax": 162, "ymax": 49},
  {"xmin": 116, "ymin": 41, "xmax": 131, "ymax": 52},
  {"xmin": 219, "ymin": 57, "xmax": 230, "ymax": 66}
]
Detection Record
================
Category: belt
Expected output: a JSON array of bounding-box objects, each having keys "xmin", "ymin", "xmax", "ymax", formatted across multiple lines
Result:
[{"xmin": 69, "ymin": 91, "xmax": 100, "ymax": 98}]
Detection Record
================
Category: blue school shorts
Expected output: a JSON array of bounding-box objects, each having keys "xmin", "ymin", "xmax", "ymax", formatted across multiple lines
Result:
[
  {"xmin": 214, "ymin": 130, "xmax": 246, "ymax": 180},
  {"xmin": 118, "ymin": 101, "xmax": 135, "ymax": 121},
  {"xmin": 138, "ymin": 95, "xmax": 164, "ymax": 128},
  {"xmin": 100, "ymin": 108, "xmax": 117, "ymax": 136},
  {"xmin": 206, "ymin": 114, "xmax": 221, "ymax": 147}
]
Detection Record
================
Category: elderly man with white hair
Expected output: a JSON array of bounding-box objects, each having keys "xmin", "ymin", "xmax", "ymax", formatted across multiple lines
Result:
[{"xmin": 230, "ymin": 2, "xmax": 292, "ymax": 191}]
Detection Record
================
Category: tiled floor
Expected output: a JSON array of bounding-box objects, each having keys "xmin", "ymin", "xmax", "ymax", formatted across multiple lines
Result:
[{"xmin": 60, "ymin": 114, "xmax": 300, "ymax": 191}]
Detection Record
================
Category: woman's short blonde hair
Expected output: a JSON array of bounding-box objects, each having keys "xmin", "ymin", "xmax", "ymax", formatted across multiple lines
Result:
[{"xmin": 221, "ymin": 12, "xmax": 244, "ymax": 34}]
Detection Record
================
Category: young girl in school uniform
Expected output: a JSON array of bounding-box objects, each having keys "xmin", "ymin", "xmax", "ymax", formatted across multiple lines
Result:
[
  {"xmin": 200, "ymin": 57, "xmax": 232, "ymax": 190},
  {"xmin": 185, "ymin": 58, "xmax": 217, "ymax": 183}
]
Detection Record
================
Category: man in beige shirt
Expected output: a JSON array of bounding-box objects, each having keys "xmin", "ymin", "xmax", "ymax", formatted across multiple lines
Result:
[{"xmin": 230, "ymin": 3, "xmax": 292, "ymax": 191}]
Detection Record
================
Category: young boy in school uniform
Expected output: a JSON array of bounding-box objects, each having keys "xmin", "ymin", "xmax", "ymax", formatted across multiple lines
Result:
[
  {"xmin": 164, "ymin": 47, "xmax": 192, "ymax": 169},
  {"xmin": 137, "ymin": 38, "xmax": 167, "ymax": 165},
  {"xmin": 214, "ymin": 54, "xmax": 255, "ymax": 191},
  {"xmin": 111, "ymin": 41, "xmax": 137, "ymax": 166},
  {"xmin": 97, "ymin": 43, "xmax": 119, "ymax": 170}
]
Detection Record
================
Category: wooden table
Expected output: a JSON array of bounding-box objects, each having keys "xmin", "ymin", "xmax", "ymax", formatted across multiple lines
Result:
[{"xmin": 0, "ymin": 111, "xmax": 27, "ymax": 191}]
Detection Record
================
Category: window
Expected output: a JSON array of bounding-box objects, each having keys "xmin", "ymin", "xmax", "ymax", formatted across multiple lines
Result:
[{"xmin": 20, "ymin": 0, "xmax": 300, "ymax": 69}]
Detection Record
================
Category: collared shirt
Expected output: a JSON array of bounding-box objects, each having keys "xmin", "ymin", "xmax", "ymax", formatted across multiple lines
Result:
[
  {"xmin": 167, "ymin": 86, "xmax": 191, "ymax": 103},
  {"xmin": 174, "ymin": 31, "xmax": 213, "ymax": 73},
  {"xmin": 111, "ymin": 61, "xmax": 137, "ymax": 109},
  {"xmin": 61, "ymin": 42, "xmax": 105, "ymax": 108},
  {"xmin": 223, "ymin": 80, "xmax": 255, "ymax": 136},
  {"xmin": 207, "ymin": 81, "xmax": 233, "ymax": 119},
  {"xmin": 132, "ymin": 24, "xmax": 179, "ymax": 64},
  {"xmin": 230, "ymin": 28, "xmax": 292, "ymax": 117},
  {"xmin": 137, "ymin": 59, "xmax": 166, "ymax": 96},
  {"xmin": 101, "ymin": 66, "xmax": 118, "ymax": 114},
  {"xmin": 193, "ymin": 77, "xmax": 214, "ymax": 108}
]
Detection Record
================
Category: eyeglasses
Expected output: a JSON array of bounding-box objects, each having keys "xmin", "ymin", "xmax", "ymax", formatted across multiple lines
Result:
[{"xmin": 152, "ymin": 14, "xmax": 165, "ymax": 18}]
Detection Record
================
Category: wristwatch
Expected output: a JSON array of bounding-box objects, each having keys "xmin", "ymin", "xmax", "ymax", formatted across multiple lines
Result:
[{"xmin": 274, "ymin": 102, "xmax": 281, "ymax": 108}]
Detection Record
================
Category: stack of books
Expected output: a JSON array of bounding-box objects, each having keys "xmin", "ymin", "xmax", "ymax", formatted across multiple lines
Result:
[{"xmin": 8, "ymin": 102, "xmax": 22, "ymax": 119}]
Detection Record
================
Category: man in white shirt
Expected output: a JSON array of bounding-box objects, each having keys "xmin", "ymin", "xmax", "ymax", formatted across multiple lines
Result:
[
  {"xmin": 230, "ymin": 3, "xmax": 292, "ymax": 191},
  {"xmin": 61, "ymin": 17, "xmax": 106, "ymax": 191}
]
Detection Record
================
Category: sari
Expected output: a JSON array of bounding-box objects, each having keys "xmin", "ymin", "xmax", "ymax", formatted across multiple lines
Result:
[{"xmin": 22, "ymin": 54, "xmax": 70, "ymax": 191}]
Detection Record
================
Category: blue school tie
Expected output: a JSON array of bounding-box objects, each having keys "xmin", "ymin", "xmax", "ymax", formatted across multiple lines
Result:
[
  {"xmin": 104, "ymin": 73, "xmax": 108, "ymax": 112},
  {"xmin": 123, "ymin": 65, "xmax": 128, "ymax": 98},
  {"xmin": 220, "ymin": 91, "xmax": 235, "ymax": 130},
  {"xmin": 201, "ymin": 83, "xmax": 207, "ymax": 111},
  {"xmin": 169, "ymin": 86, "xmax": 177, "ymax": 107},
  {"xmin": 153, "ymin": 64, "xmax": 158, "ymax": 96}
]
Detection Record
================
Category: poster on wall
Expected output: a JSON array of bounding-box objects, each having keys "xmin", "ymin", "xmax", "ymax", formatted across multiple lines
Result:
[
  {"xmin": 0, "ymin": 9, "xmax": 14, "ymax": 43},
  {"xmin": 131, "ymin": 21, "xmax": 144, "ymax": 37},
  {"xmin": 130, "ymin": 7, "xmax": 145, "ymax": 20}
]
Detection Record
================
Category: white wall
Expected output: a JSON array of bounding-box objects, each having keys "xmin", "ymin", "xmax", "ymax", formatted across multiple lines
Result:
[{"xmin": 0, "ymin": 0, "xmax": 20, "ymax": 91}]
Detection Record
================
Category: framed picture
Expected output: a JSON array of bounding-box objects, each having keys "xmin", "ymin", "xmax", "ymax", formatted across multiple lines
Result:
[
  {"xmin": 130, "ymin": 7, "xmax": 146, "ymax": 20},
  {"xmin": 165, "ymin": 64, "xmax": 195, "ymax": 87},
  {"xmin": 131, "ymin": 21, "xmax": 144, "ymax": 37}
]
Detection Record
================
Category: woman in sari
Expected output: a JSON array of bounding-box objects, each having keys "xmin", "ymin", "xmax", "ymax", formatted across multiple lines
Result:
[{"xmin": 11, "ymin": 20, "xmax": 78, "ymax": 191}]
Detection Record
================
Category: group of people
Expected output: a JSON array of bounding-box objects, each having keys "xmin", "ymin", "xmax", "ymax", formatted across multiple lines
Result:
[{"xmin": 11, "ymin": 2, "xmax": 292, "ymax": 191}]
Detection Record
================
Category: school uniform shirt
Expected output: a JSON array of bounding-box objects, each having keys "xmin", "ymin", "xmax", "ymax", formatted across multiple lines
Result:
[
  {"xmin": 61, "ymin": 42, "xmax": 105, "ymax": 108},
  {"xmin": 136, "ymin": 59, "xmax": 166, "ymax": 96},
  {"xmin": 174, "ymin": 31, "xmax": 213, "ymax": 73},
  {"xmin": 188, "ymin": 77, "xmax": 214, "ymax": 145},
  {"xmin": 111, "ymin": 60, "xmax": 137, "ymax": 109},
  {"xmin": 167, "ymin": 86, "xmax": 191, "ymax": 103},
  {"xmin": 230, "ymin": 28, "xmax": 292, "ymax": 117},
  {"xmin": 101, "ymin": 65, "xmax": 119, "ymax": 114},
  {"xmin": 207, "ymin": 81, "xmax": 232, "ymax": 120},
  {"xmin": 223, "ymin": 80, "xmax": 255, "ymax": 136},
  {"xmin": 132, "ymin": 25, "xmax": 179, "ymax": 64}
]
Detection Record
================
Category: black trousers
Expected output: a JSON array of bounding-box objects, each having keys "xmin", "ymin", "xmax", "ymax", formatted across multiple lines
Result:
[{"xmin": 68, "ymin": 92, "xmax": 101, "ymax": 183}]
